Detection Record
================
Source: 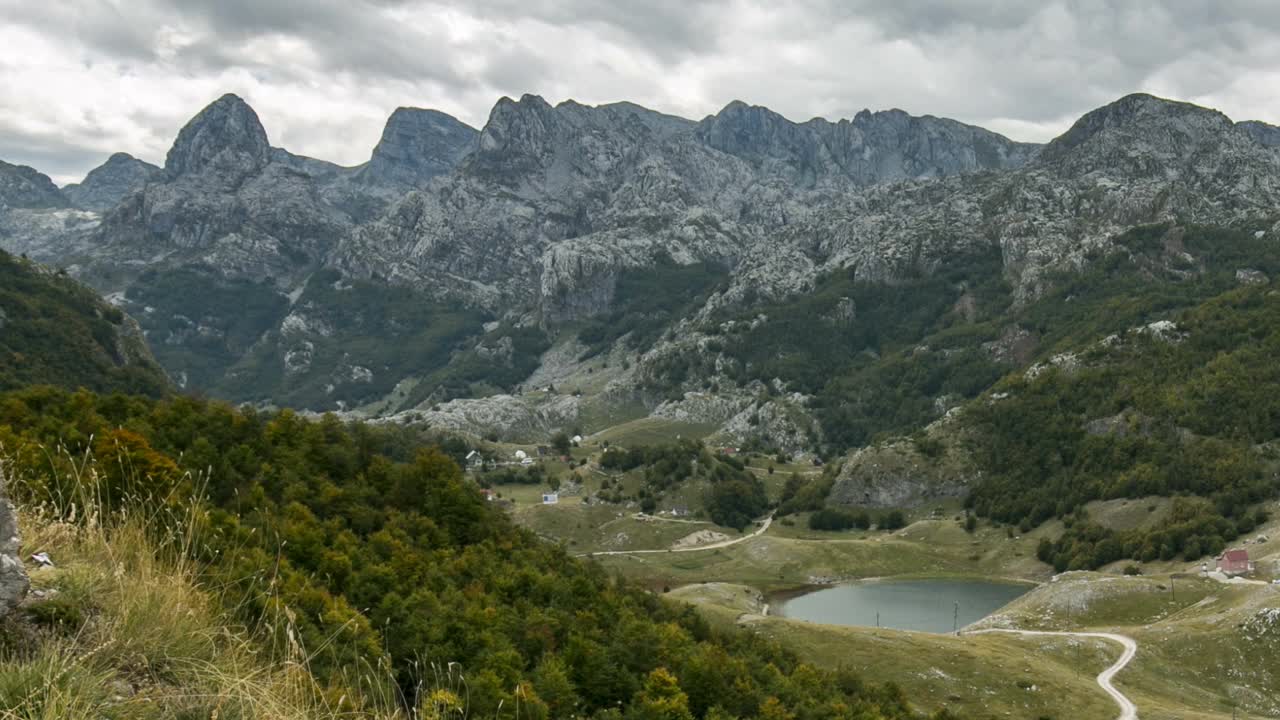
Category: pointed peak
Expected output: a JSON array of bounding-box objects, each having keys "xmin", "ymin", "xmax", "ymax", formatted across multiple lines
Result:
[
  {"xmin": 64, "ymin": 152, "xmax": 161, "ymax": 211},
  {"xmin": 164, "ymin": 93, "xmax": 271, "ymax": 181}
]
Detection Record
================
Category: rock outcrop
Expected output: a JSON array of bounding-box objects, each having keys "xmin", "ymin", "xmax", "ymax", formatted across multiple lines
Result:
[
  {"xmin": 0, "ymin": 473, "xmax": 27, "ymax": 618},
  {"xmin": 828, "ymin": 436, "xmax": 974, "ymax": 508},
  {"xmin": 163, "ymin": 93, "xmax": 271, "ymax": 186}
]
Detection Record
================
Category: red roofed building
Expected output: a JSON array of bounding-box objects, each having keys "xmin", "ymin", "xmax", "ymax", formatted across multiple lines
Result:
[{"xmin": 1217, "ymin": 548, "xmax": 1254, "ymax": 576}]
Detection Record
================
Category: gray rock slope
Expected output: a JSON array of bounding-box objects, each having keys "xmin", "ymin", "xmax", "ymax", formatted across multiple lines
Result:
[
  {"xmin": 62, "ymin": 153, "xmax": 161, "ymax": 212},
  {"xmin": 0, "ymin": 160, "xmax": 67, "ymax": 210},
  {"xmin": 3, "ymin": 90, "xmax": 1279, "ymax": 420}
]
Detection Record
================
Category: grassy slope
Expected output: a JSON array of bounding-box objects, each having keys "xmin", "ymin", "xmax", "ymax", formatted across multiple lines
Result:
[
  {"xmin": 594, "ymin": 518, "xmax": 1053, "ymax": 590},
  {"xmin": 5, "ymin": 510, "xmax": 404, "ymax": 719},
  {"xmin": 979, "ymin": 571, "xmax": 1280, "ymax": 718}
]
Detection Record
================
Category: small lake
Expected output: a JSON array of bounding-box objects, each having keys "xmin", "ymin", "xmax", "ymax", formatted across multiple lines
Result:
[{"xmin": 774, "ymin": 578, "xmax": 1032, "ymax": 633}]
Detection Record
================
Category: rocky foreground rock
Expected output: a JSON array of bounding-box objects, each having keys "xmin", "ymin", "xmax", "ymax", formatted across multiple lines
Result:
[{"xmin": 0, "ymin": 474, "xmax": 28, "ymax": 618}]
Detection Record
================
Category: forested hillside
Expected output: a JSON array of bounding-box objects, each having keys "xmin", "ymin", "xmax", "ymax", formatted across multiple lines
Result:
[
  {"xmin": 0, "ymin": 387, "xmax": 945, "ymax": 720},
  {"xmin": 658, "ymin": 222, "xmax": 1280, "ymax": 455},
  {"xmin": 0, "ymin": 250, "xmax": 169, "ymax": 397},
  {"xmin": 812, "ymin": 223, "xmax": 1280, "ymax": 568}
]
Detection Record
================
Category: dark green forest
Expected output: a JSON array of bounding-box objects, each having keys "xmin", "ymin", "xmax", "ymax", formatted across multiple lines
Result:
[{"xmin": 964, "ymin": 280, "xmax": 1280, "ymax": 569}]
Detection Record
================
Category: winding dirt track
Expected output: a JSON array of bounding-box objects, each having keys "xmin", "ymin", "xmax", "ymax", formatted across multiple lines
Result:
[
  {"xmin": 968, "ymin": 628, "xmax": 1138, "ymax": 720},
  {"xmin": 576, "ymin": 512, "xmax": 774, "ymax": 557}
]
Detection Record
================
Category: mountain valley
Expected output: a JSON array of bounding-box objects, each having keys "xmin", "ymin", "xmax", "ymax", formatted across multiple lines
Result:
[{"xmin": 4, "ymin": 88, "xmax": 1280, "ymax": 719}]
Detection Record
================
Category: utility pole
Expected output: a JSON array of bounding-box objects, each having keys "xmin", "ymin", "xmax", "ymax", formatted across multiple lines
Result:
[
  {"xmin": 1171, "ymin": 575, "xmax": 1176, "ymax": 602},
  {"xmin": 953, "ymin": 601, "xmax": 960, "ymax": 635}
]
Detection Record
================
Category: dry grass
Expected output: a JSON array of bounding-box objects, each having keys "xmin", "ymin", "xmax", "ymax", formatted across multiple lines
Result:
[{"xmin": 0, "ymin": 448, "xmax": 411, "ymax": 720}]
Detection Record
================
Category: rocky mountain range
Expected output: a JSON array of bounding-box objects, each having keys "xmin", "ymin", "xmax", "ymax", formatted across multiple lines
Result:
[{"xmin": 3, "ymin": 90, "xmax": 1280, "ymax": 453}]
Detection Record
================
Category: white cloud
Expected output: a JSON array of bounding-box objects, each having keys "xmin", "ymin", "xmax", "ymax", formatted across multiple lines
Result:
[{"xmin": 2, "ymin": 0, "xmax": 1279, "ymax": 184}]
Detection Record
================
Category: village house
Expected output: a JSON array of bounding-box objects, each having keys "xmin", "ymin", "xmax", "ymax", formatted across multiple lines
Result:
[
  {"xmin": 1217, "ymin": 548, "xmax": 1254, "ymax": 576},
  {"xmin": 541, "ymin": 492, "xmax": 559, "ymax": 505},
  {"xmin": 465, "ymin": 450, "xmax": 483, "ymax": 469}
]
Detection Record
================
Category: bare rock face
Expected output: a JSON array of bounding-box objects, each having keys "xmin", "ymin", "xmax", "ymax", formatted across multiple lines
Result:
[
  {"xmin": 63, "ymin": 152, "xmax": 161, "ymax": 211},
  {"xmin": 828, "ymin": 438, "xmax": 973, "ymax": 508},
  {"xmin": 0, "ymin": 475, "xmax": 28, "ymax": 618},
  {"xmin": 354, "ymin": 107, "xmax": 477, "ymax": 189},
  {"xmin": 697, "ymin": 100, "xmax": 1039, "ymax": 187},
  {"xmin": 0, "ymin": 160, "xmax": 67, "ymax": 210},
  {"xmin": 164, "ymin": 93, "xmax": 271, "ymax": 187}
]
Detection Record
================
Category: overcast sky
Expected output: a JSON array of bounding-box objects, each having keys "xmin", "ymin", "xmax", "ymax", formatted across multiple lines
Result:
[{"xmin": 4, "ymin": 1, "xmax": 1280, "ymax": 184}]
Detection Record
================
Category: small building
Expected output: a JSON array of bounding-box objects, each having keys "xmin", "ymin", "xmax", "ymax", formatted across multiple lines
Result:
[
  {"xmin": 572, "ymin": 435, "xmax": 583, "ymax": 445},
  {"xmin": 670, "ymin": 505, "xmax": 690, "ymax": 518},
  {"xmin": 542, "ymin": 492, "xmax": 559, "ymax": 505},
  {"xmin": 514, "ymin": 450, "xmax": 528, "ymax": 461},
  {"xmin": 479, "ymin": 488, "xmax": 495, "ymax": 501},
  {"xmin": 521, "ymin": 457, "xmax": 534, "ymax": 466},
  {"xmin": 1217, "ymin": 548, "xmax": 1255, "ymax": 576},
  {"xmin": 537, "ymin": 445, "xmax": 551, "ymax": 457},
  {"xmin": 465, "ymin": 450, "xmax": 483, "ymax": 468}
]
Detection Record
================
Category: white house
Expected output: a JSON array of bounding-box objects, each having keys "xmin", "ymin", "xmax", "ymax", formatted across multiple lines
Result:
[
  {"xmin": 542, "ymin": 492, "xmax": 559, "ymax": 504},
  {"xmin": 465, "ymin": 450, "xmax": 483, "ymax": 469},
  {"xmin": 572, "ymin": 435, "xmax": 583, "ymax": 445}
]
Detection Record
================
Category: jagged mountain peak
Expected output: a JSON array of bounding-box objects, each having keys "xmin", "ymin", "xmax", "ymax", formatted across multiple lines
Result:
[
  {"xmin": 164, "ymin": 93, "xmax": 271, "ymax": 183},
  {"xmin": 63, "ymin": 152, "xmax": 161, "ymax": 212}
]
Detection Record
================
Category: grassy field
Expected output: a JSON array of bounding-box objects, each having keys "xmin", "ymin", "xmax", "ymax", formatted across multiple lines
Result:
[
  {"xmin": 589, "ymin": 417, "xmax": 719, "ymax": 447},
  {"xmin": 977, "ymin": 571, "xmax": 1280, "ymax": 718},
  {"xmin": 592, "ymin": 516, "xmax": 1055, "ymax": 589}
]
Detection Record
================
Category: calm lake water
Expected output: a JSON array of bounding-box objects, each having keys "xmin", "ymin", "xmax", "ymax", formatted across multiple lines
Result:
[{"xmin": 774, "ymin": 579, "xmax": 1032, "ymax": 633}]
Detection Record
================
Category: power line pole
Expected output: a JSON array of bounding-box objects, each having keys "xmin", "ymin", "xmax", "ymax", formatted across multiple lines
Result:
[{"xmin": 953, "ymin": 601, "xmax": 960, "ymax": 635}]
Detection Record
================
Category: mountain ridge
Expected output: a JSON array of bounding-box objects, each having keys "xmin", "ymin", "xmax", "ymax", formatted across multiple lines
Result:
[{"xmin": 4, "ymin": 90, "xmax": 1280, "ymax": 441}]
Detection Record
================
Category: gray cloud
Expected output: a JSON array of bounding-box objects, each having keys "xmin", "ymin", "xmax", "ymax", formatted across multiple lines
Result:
[{"xmin": 1, "ymin": 0, "xmax": 1278, "ymax": 184}]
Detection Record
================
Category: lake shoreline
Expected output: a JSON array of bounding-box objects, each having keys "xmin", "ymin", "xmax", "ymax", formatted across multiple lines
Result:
[{"xmin": 770, "ymin": 577, "xmax": 1036, "ymax": 634}]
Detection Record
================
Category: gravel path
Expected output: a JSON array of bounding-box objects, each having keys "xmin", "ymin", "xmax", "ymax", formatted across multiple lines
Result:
[{"xmin": 968, "ymin": 628, "xmax": 1138, "ymax": 720}]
